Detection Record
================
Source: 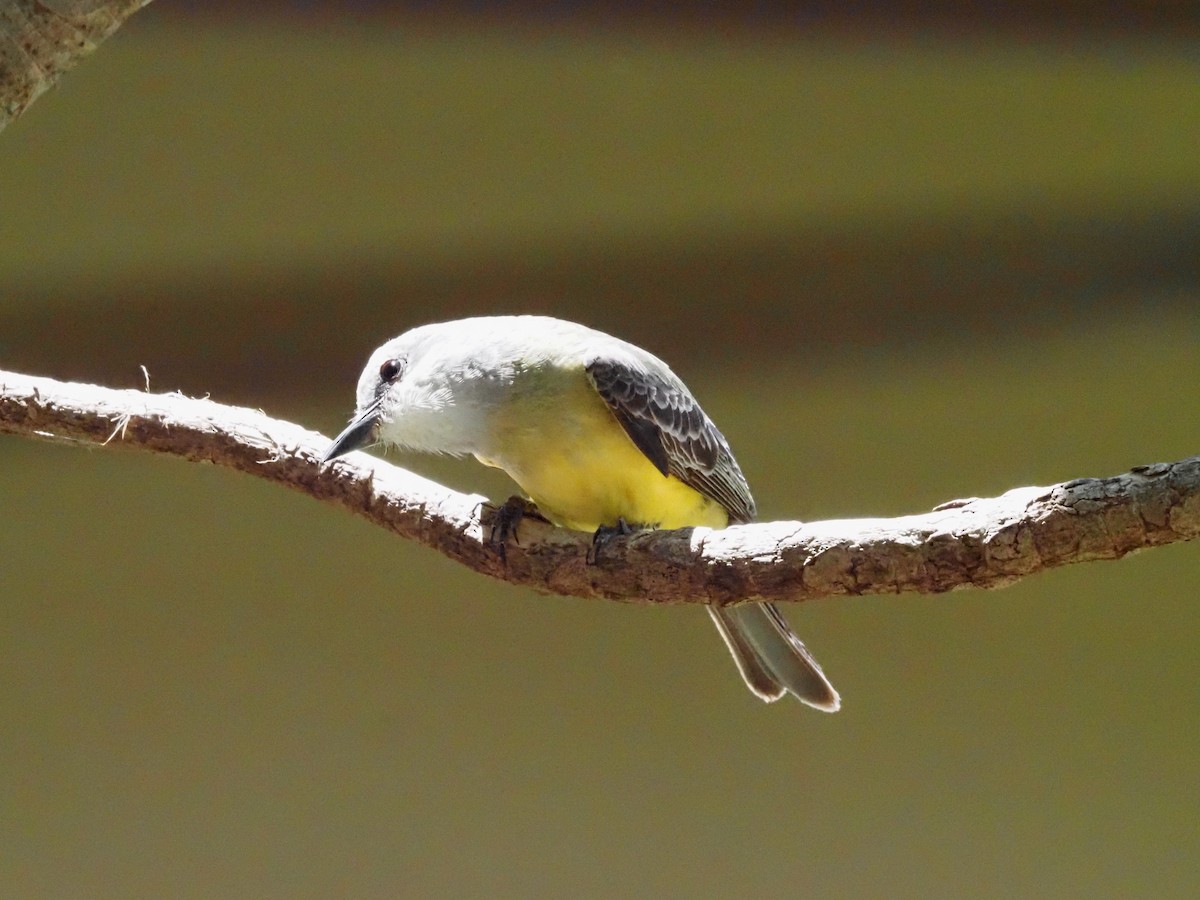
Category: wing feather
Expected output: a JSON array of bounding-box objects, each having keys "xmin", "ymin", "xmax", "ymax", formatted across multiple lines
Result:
[{"xmin": 586, "ymin": 358, "xmax": 756, "ymax": 523}]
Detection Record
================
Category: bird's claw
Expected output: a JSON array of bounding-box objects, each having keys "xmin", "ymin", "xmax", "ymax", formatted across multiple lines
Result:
[
  {"xmin": 588, "ymin": 517, "xmax": 643, "ymax": 564},
  {"xmin": 485, "ymin": 496, "xmax": 547, "ymax": 562}
]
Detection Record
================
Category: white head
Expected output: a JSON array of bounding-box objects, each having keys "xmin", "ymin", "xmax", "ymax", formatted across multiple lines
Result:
[
  {"xmin": 322, "ymin": 319, "xmax": 526, "ymax": 462},
  {"xmin": 323, "ymin": 315, "xmax": 662, "ymax": 463}
]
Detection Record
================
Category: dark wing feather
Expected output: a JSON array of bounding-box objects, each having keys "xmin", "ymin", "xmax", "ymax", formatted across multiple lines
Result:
[{"xmin": 586, "ymin": 359, "xmax": 757, "ymax": 523}]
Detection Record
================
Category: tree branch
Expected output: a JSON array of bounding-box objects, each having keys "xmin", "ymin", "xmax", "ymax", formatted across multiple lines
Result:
[
  {"xmin": 0, "ymin": 0, "xmax": 150, "ymax": 132},
  {"xmin": 3, "ymin": 368, "xmax": 1198, "ymax": 605}
]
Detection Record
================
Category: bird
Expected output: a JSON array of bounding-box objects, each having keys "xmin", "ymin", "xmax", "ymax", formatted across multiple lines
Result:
[{"xmin": 322, "ymin": 315, "xmax": 839, "ymax": 711}]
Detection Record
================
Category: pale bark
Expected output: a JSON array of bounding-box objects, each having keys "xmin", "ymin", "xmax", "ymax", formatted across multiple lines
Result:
[
  {"xmin": 4, "ymin": 368, "xmax": 1197, "ymax": 606},
  {"xmin": 0, "ymin": 0, "xmax": 149, "ymax": 131}
]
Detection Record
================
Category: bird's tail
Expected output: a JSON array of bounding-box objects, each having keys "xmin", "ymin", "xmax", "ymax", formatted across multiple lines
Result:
[{"xmin": 707, "ymin": 603, "xmax": 840, "ymax": 711}]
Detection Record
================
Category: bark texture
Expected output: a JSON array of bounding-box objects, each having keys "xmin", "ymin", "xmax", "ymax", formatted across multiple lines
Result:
[
  {"xmin": 0, "ymin": 0, "xmax": 148, "ymax": 130},
  {"xmin": 4, "ymin": 369, "xmax": 1197, "ymax": 605}
]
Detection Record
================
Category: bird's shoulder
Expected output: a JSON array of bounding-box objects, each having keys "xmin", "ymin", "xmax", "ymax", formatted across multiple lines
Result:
[{"xmin": 584, "ymin": 353, "xmax": 757, "ymax": 523}]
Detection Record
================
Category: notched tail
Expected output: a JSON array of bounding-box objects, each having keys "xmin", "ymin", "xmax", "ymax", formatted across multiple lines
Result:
[{"xmin": 707, "ymin": 603, "xmax": 841, "ymax": 712}]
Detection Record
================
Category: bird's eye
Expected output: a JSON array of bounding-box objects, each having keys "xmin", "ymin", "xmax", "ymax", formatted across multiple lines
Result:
[{"xmin": 379, "ymin": 358, "xmax": 405, "ymax": 383}]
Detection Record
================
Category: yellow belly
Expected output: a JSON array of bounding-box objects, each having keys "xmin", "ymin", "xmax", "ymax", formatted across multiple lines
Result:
[{"xmin": 479, "ymin": 369, "xmax": 729, "ymax": 532}]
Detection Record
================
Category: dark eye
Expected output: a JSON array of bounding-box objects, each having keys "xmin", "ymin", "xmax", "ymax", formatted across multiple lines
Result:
[{"xmin": 379, "ymin": 358, "xmax": 405, "ymax": 383}]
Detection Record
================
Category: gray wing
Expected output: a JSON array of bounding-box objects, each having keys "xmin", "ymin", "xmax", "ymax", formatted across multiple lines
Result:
[{"xmin": 586, "ymin": 358, "xmax": 756, "ymax": 523}]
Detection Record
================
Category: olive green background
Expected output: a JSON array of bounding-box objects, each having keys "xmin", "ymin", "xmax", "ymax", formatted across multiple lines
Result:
[{"xmin": 2, "ymin": 8, "xmax": 1198, "ymax": 898}]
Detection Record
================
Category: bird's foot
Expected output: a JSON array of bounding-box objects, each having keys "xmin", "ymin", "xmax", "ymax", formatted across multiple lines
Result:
[
  {"xmin": 588, "ymin": 517, "xmax": 649, "ymax": 564},
  {"xmin": 485, "ymin": 496, "xmax": 548, "ymax": 562}
]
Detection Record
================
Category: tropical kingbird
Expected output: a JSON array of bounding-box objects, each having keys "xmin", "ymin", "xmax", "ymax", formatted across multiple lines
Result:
[{"xmin": 323, "ymin": 315, "xmax": 839, "ymax": 711}]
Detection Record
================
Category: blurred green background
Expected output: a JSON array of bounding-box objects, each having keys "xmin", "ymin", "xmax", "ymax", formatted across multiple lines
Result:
[{"xmin": 2, "ymin": 4, "xmax": 1199, "ymax": 898}]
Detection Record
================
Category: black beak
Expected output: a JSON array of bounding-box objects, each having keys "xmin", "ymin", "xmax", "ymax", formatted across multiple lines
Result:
[{"xmin": 322, "ymin": 401, "xmax": 381, "ymax": 463}]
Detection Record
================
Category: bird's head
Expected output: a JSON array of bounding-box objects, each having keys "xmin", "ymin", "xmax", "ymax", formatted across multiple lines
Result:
[{"xmin": 322, "ymin": 323, "xmax": 499, "ymax": 463}]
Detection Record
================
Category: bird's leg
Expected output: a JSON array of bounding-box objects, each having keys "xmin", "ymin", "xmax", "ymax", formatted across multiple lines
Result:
[
  {"xmin": 485, "ymin": 495, "xmax": 548, "ymax": 560},
  {"xmin": 589, "ymin": 517, "xmax": 651, "ymax": 564}
]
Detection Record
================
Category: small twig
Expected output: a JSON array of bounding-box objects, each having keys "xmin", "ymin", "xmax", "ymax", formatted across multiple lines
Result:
[{"xmin": 2, "ymin": 368, "xmax": 1198, "ymax": 606}]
